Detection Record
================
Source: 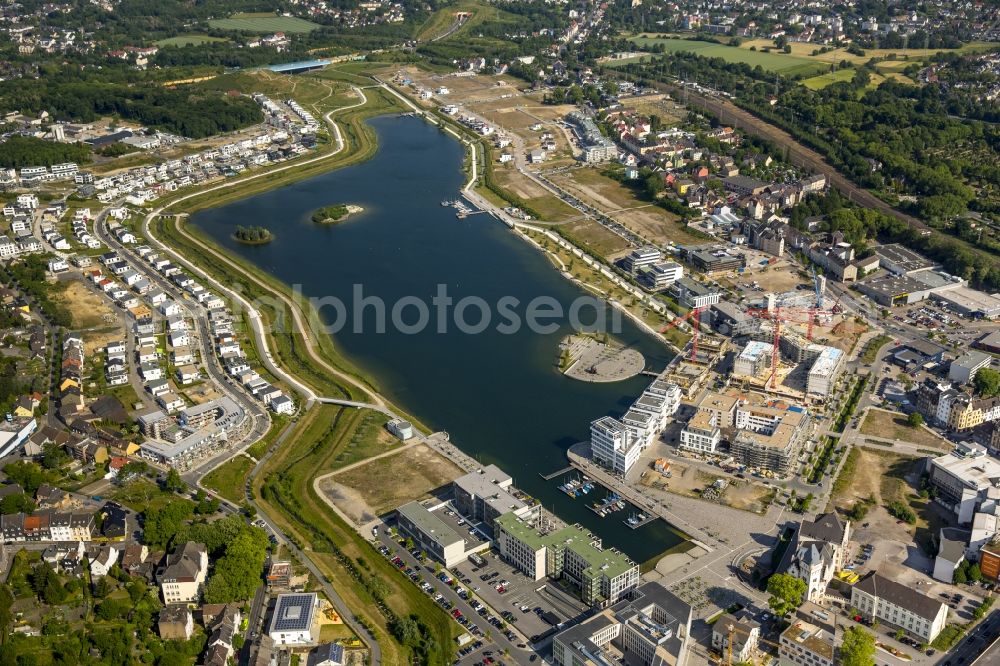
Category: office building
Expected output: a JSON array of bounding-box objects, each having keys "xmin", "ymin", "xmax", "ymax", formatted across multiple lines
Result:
[
  {"xmin": 672, "ymin": 277, "xmax": 722, "ymax": 309},
  {"xmin": 927, "ymin": 444, "xmax": 1000, "ymax": 523},
  {"xmin": 621, "ymin": 247, "xmax": 662, "ymax": 274},
  {"xmin": 949, "ymin": 351, "xmax": 993, "ymax": 385},
  {"xmin": 396, "ymin": 501, "xmax": 474, "ymax": 568},
  {"xmin": 778, "ymin": 616, "xmax": 834, "ymax": 666},
  {"xmin": 552, "ymin": 581, "xmax": 691, "ymax": 666},
  {"xmin": 638, "ymin": 262, "xmax": 683, "ymax": 290},
  {"xmin": 851, "ymin": 572, "xmax": 948, "ymax": 643},
  {"xmin": 452, "ymin": 465, "xmax": 539, "ymax": 531},
  {"xmin": 494, "ymin": 515, "xmax": 639, "ymax": 607}
]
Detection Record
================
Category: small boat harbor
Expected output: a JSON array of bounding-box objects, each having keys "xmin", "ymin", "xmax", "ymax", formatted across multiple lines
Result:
[{"xmin": 549, "ymin": 472, "xmax": 656, "ymax": 530}]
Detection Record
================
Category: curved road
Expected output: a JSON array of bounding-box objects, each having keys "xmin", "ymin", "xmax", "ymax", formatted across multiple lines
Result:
[{"xmin": 134, "ymin": 84, "xmax": 390, "ymax": 664}]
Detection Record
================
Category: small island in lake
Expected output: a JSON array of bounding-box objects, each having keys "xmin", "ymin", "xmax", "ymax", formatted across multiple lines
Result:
[
  {"xmin": 311, "ymin": 203, "xmax": 364, "ymax": 224},
  {"xmin": 232, "ymin": 225, "xmax": 273, "ymax": 244}
]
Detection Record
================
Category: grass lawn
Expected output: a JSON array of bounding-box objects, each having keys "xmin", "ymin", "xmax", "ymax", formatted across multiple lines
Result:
[
  {"xmin": 254, "ymin": 404, "xmax": 458, "ymax": 666},
  {"xmin": 860, "ymin": 408, "xmax": 951, "ymax": 450},
  {"xmin": 202, "ymin": 454, "xmax": 254, "ymax": 504},
  {"xmin": 628, "ymin": 35, "xmax": 826, "ymax": 76},
  {"xmin": 112, "ymin": 479, "xmax": 194, "ymax": 514},
  {"xmin": 801, "ymin": 68, "xmax": 857, "ymax": 90},
  {"xmin": 155, "ymin": 34, "xmax": 229, "ymax": 47},
  {"xmin": 208, "ymin": 14, "xmax": 319, "ymax": 33},
  {"xmin": 415, "ymin": 0, "xmax": 521, "ymax": 43}
]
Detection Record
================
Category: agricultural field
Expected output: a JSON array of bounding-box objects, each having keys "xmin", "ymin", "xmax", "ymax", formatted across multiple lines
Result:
[
  {"xmin": 801, "ymin": 68, "xmax": 857, "ymax": 90},
  {"xmin": 154, "ymin": 34, "xmax": 229, "ymax": 47},
  {"xmin": 208, "ymin": 13, "xmax": 320, "ymax": 33},
  {"xmin": 627, "ymin": 35, "xmax": 826, "ymax": 76},
  {"xmin": 738, "ymin": 38, "xmax": 998, "ymax": 67}
]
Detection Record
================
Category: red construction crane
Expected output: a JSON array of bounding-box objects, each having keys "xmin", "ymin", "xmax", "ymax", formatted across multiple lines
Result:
[
  {"xmin": 659, "ymin": 306, "xmax": 705, "ymax": 361},
  {"xmin": 745, "ymin": 305, "xmax": 837, "ymax": 389}
]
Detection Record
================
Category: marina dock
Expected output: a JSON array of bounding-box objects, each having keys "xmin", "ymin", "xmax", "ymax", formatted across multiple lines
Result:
[{"xmin": 539, "ymin": 466, "xmax": 573, "ymax": 481}]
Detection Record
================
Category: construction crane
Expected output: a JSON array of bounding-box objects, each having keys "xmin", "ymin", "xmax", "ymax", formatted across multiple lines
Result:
[
  {"xmin": 811, "ymin": 265, "xmax": 825, "ymax": 309},
  {"xmin": 658, "ymin": 306, "xmax": 706, "ymax": 361},
  {"xmin": 745, "ymin": 304, "xmax": 837, "ymax": 389}
]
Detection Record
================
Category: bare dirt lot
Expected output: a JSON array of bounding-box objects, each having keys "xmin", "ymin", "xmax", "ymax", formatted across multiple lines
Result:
[
  {"xmin": 323, "ymin": 443, "xmax": 462, "ymax": 519},
  {"xmin": 558, "ymin": 217, "xmax": 631, "ymax": 258},
  {"xmin": 53, "ymin": 279, "xmax": 124, "ymax": 354},
  {"xmin": 638, "ymin": 459, "xmax": 775, "ymax": 514}
]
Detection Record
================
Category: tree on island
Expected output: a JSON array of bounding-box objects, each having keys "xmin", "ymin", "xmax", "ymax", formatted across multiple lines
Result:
[
  {"xmin": 311, "ymin": 204, "xmax": 350, "ymax": 223},
  {"xmin": 233, "ymin": 225, "xmax": 272, "ymax": 243}
]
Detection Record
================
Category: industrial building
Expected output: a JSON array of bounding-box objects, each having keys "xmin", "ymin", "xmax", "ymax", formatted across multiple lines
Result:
[
  {"xmin": 494, "ymin": 514, "xmax": 639, "ymax": 607},
  {"xmin": 934, "ymin": 286, "xmax": 1000, "ymax": 320},
  {"xmin": 552, "ymin": 582, "xmax": 692, "ymax": 666},
  {"xmin": 872, "ymin": 243, "xmax": 939, "ymax": 275}
]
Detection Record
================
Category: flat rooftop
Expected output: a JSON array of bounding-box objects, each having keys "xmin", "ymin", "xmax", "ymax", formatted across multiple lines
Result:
[
  {"xmin": 397, "ymin": 501, "xmax": 464, "ymax": 547},
  {"xmin": 873, "ymin": 243, "xmax": 938, "ymax": 274},
  {"xmin": 931, "ymin": 452, "xmax": 1000, "ymax": 490},
  {"xmin": 936, "ymin": 286, "xmax": 1000, "ymax": 316}
]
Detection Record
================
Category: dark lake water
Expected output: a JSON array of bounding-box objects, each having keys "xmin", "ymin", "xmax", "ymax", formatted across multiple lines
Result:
[{"xmin": 192, "ymin": 114, "xmax": 687, "ymax": 562}]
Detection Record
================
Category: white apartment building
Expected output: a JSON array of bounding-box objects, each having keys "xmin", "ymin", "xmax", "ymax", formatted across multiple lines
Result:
[
  {"xmin": 680, "ymin": 409, "xmax": 722, "ymax": 453},
  {"xmin": 851, "ymin": 572, "xmax": 948, "ymax": 643},
  {"xmin": 590, "ymin": 416, "xmax": 640, "ymax": 476}
]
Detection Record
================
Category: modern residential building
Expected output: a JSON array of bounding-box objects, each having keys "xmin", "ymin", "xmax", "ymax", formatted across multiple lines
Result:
[
  {"xmin": 552, "ymin": 581, "xmax": 691, "ymax": 666},
  {"xmin": 590, "ymin": 416, "xmax": 640, "ymax": 476},
  {"xmin": 851, "ymin": 572, "xmax": 949, "ymax": 643},
  {"xmin": 733, "ymin": 341, "xmax": 773, "ymax": 380},
  {"xmin": 731, "ymin": 399, "xmax": 810, "ymax": 476},
  {"xmin": 159, "ymin": 542, "xmax": 208, "ymax": 604},
  {"xmin": 494, "ymin": 514, "xmax": 639, "ymax": 607},
  {"xmin": 268, "ymin": 593, "xmax": 318, "ymax": 645},
  {"xmin": 679, "ymin": 409, "xmax": 722, "ymax": 454},
  {"xmin": 806, "ymin": 347, "xmax": 845, "ymax": 397}
]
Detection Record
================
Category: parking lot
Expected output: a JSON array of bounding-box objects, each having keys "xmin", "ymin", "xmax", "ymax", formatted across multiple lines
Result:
[{"xmin": 450, "ymin": 550, "xmax": 590, "ymax": 643}]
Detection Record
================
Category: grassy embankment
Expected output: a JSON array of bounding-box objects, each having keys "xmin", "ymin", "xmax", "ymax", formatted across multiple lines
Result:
[
  {"xmin": 161, "ymin": 65, "xmax": 456, "ymax": 663},
  {"xmin": 152, "ymin": 82, "xmax": 408, "ymax": 404},
  {"xmin": 253, "ymin": 404, "xmax": 458, "ymax": 666}
]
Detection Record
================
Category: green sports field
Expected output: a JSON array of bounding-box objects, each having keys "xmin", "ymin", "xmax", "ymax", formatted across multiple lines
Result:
[
  {"xmin": 627, "ymin": 36, "xmax": 827, "ymax": 77},
  {"xmin": 155, "ymin": 34, "xmax": 229, "ymax": 47},
  {"xmin": 208, "ymin": 14, "xmax": 320, "ymax": 33}
]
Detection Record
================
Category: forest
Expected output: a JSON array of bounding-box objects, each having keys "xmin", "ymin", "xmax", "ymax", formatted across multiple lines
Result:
[
  {"xmin": 0, "ymin": 74, "xmax": 262, "ymax": 138},
  {"xmin": 0, "ymin": 136, "xmax": 91, "ymax": 168}
]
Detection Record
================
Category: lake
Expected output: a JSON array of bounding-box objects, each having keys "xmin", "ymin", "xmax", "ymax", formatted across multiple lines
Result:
[{"xmin": 192, "ymin": 114, "xmax": 688, "ymax": 563}]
